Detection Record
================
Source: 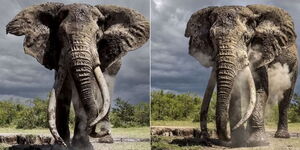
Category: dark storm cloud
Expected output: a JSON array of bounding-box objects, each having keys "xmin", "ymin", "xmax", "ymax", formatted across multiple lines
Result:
[
  {"xmin": 0, "ymin": 0, "xmax": 149, "ymax": 104},
  {"xmin": 151, "ymin": 0, "xmax": 300, "ymax": 96}
]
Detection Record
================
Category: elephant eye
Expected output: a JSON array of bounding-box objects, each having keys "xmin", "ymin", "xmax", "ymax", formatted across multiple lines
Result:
[
  {"xmin": 244, "ymin": 32, "xmax": 252, "ymax": 45},
  {"xmin": 246, "ymin": 18, "xmax": 256, "ymax": 28},
  {"xmin": 97, "ymin": 17, "xmax": 106, "ymax": 30},
  {"xmin": 39, "ymin": 12, "xmax": 54, "ymax": 27}
]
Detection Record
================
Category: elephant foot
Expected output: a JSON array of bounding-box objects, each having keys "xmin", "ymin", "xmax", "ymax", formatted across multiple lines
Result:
[
  {"xmin": 90, "ymin": 130, "xmax": 109, "ymax": 138},
  {"xmin": 200, "ymin": 130, "xmax": 210, "ymax": 139},
  {"xmin": 97, "ymin": 134, "xmax": 114, "ymax": 143},
  {"xmin": 51, "ymin": 144, "xmax": 68, "ymax": 150},
  {"xmin": 275, "ymin": 129, "xmax": 290, "ymax": 138},
  {"xmin": 247, "ymin": 130, "xmax": 269, "ymax": 147},
  {"xmin": 71, "ymin": 142, "xmax": 94, "ymax": 150}
]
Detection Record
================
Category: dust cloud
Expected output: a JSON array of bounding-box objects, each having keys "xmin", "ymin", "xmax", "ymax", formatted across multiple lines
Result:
[{"xmin": 267, "ymin": 62, "xmax": 292, "ymax": 105}]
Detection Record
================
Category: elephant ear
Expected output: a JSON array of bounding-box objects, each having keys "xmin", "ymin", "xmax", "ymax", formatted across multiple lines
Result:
[
  {"xmin": 184, "ymin": 7, "xmax": 217, "ymax": 67},
  {"xmin": 247, "ymin": 4, "xmax": 296, "ymax": 68},
  {"xmin": 95, "ymin": 5, "xmax": 150, "ymax": 71},
  {"xmin": 6, "ymin": 2, "xmax": 64, "ymax": 69}
]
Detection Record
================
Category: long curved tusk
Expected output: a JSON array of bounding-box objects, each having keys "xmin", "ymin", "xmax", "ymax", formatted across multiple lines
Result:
[
  {"xmin": 232, "ymin": 66, "xmax": 256, "ymax": 130},
  {"xmin": 90, "ymin": 66, "xmax": 111, "ymax": 127},
  {"xmin": 48, "ymin": 88, "xmax": 67, "ymax": 147},
  {"xmin": 200, "ymin": 67, "xmax": 216, "ymax": 132},
  {"xmin": 48, "ymin": 67, "xmax": 66, "ymax": 147}
]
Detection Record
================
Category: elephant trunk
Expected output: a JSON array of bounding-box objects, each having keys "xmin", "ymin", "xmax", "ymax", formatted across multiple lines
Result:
[
  {"xmin": 69, "ymin": 37, "xmax": 111, "ymax": 128},
  {"xmin": 69, "ymin": 39, "xmax": 98, "ymax": 125},
  {"xmin": 215, "ymin": 42, "xmax": 237, "ymax": 141}
]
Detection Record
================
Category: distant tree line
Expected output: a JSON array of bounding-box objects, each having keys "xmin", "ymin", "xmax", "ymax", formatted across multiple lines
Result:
[
  {"xmin": 151, "ymin": 90, "xmax": 300, "ymax": 123},
  {"xmin": 0, "ymin": 97, "xmax": 149, "ymax": 129}
]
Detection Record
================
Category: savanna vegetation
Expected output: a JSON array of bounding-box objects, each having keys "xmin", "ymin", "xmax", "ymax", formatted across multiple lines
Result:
[
  {"xmin": 151, "ymin": 90, "xmax": 300, "ymax": 125},
  {"xmin": 0, "ymin": 97, "xmax": 149, "ymax": 129},
  {"xmin": 151, "ymin": 90, "xmax": 300, "ymax": 150}
]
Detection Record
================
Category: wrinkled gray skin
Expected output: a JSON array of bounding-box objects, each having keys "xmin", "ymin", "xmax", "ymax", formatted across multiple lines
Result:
[
  {"xmin": 6, "ymin": 3, "xmax": 149, "ymax": 150},
  {"xmin": 185, "ymin": 5, "xmax": 298, "ymax": 147}
]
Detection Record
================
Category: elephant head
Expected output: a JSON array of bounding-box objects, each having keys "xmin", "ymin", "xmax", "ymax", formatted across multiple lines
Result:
[
  {"xmin": 6, "ymin": 2, "xmax": 149, "ymax": 146},
  {"xmin": 185, "ymin": 5, "xmax": 296, "ymax": 140}
]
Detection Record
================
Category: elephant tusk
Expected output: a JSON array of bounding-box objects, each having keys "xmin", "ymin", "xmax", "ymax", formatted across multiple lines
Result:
[
  {"xmin": 90, "ymin": 66, "xmax": 111, "ymax": 127},
  {"xmin": 200, "ymin": 67, "xmax": 216, "ymax": 133},
  {"xmin": 48, "ymin": 67, "xmax": 67, "ymax": 147},
  {"xmin": 48, "ymin": 88, "xmax": 67, "ymax": 147},
  {"xmin": 232, "ymin": 66, "xmax": 256, "ymax": 130}
]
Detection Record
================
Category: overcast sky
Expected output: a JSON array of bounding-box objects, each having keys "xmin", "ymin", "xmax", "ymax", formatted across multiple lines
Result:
[
  {"xmin": 151, "ymin": 0, "xmax": 300, "ymax": 96},
  {"xmin": 0, "ymin": 0, "xmax": 149, "ymax": 104}
]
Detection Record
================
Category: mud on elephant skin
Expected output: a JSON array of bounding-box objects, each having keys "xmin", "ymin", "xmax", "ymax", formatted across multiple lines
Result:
[
  {"xmin": 6, "ymin": 2, "xmax": 149, "ymax": 150},
  {"xmin": 185, "ymin": 4, "xmax": 298, "ymax": 147}
]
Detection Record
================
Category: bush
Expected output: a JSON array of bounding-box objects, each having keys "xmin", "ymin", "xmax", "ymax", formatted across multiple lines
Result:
[
  {"xmin": 110, "ymin": 98, "xmax": 150, "ymax": 127},
  {"xmin": 0, "ymin": 96, "xmax": 149, "ymax": 129},
  {"xmin": 134, "ymin": 102, "xmax": 150, "ymax": 126},
  {"xmin": 0, "ymin": 101, "xmax": 24, "ymax": 127},
  {"xmin": 151, "ymin": 90, "xmax": 300, "ymax": 124},
  {"xmin": 151, "ymin": 90, "xmax": 203, "ymax": 121},
  {"xmin": 15, "ymin": 98, "xmax": 48, "ymax": 129},
  {"xmin": 288, "ymin": 94, "xmax": 300, "ymax": 123}
]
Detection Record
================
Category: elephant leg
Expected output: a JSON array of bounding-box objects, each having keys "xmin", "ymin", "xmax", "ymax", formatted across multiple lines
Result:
[
  {"xmin": 71, "ymin": 79, "xmax": 94, "ymax": 150},
  {"xmin": 72, "ymin": 115, "xmax": 93, "ymax": 150},
  {"xmin": 229, "ymin": 87, "xmax": 247, "ymax": 147},
  {"xmin": 247, "ymin": 67, "xmax": 269, "ymax": 146},
  {"xmin": 56, "ymin": 86, "xmax": 72, "ymax": 146},
  {"xmin": 90, "ymin": 108, "xmax": 114, "ymax": 143},
  {"xmin": 90, "ymin": 71, "xmax": 115, "ymax": 143},
  {"xmin": 275, "ymin": 63, "xmax": 298, "ymax": 138}
]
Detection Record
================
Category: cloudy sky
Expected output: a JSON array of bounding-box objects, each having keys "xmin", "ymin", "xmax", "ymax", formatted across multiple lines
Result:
[
  {"xmin": 151, "ymin": 0, "xmax": 300, "ymax": 96},
  {"xmin": 0, "ymin": 0, "xmax": 149, "ymax": 104}
]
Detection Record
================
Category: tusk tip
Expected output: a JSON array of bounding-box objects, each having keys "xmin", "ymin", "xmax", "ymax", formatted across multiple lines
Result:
[{"xmin": 90, "ymin": 120, "xmax": 97, "ymax": 127}]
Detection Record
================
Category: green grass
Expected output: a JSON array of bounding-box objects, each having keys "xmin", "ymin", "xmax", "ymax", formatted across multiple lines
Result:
[
  {"xmin": 151, "ymin": 120, "xmax": 214, "ymax": 129},
  {"xmin": 0, "ymin": 144, "xmax": 9, "ymax": 150},
  {"xmin": 94, "ymin": 142, "xmax": 150, "ymax": 150},
  {"xmin": 265, "ymin": 122, "xmax": 300, "ymax": 132},
  {"xmin": 111, "ymin": 127, "xmax": 149, "ymax": 138},
  {"xmin": 0, "ymin": 127, "xmax": 150, "ymax": 139},
  {"xmin": 0, "ymin": 128, "xmax": 50, "ymax": 134}
]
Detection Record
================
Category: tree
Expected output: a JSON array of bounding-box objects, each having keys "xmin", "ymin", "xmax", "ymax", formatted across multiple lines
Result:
[
  {"xmin": 15, "ymin": 98, "xmax": 48, "ymax": 129},
  {"xmin": 110, "ymin": 98, "xmax": 149, "ymax": 127},
  {"xmin": 288, "ymin": 94, "xmax": 300, "ymax": 123},
  {"xmin": 151, "ymin": 90, "xmax": 204, "ymax": 121},
  {"xmin": 134, "ymin": 102, "xmax": 150, "ymax": 126}
]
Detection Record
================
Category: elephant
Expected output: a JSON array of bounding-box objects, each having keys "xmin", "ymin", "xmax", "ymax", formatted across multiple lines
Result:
[
  {"xmin": 6, "ymin": 2, "xmax": 149, "ymax": 150},
  {"xmin": 185, "ymin": 5, "xmax": 298, "ymax": 146}
]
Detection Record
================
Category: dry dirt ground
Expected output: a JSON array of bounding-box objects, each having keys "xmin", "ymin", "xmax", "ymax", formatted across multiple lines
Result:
[
  {"xmin": 0, "ymin": 127, "xmax": 150, "ymax": 150},
  {"xmin": 152, "ymin": 135, "xmax": 300, "ymax": 150},
  {"xmin": 151, "ymin": 126, "xmax": 300, "ymax": 150}
]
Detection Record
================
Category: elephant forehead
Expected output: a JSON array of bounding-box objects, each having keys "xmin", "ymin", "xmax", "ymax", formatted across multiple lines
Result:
[
  {"xmin": 62, "ymin": 3, "xmax": 94, "ymax": 18},
  {"xmin": 212, "ymin": 6, "xmax": 253, "ymax": 17}
]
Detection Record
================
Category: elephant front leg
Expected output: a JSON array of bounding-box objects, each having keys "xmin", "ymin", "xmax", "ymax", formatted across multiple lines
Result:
[
  {"xmin": 71, "ymin": 80, "xmax": 94, "ymax": 150},
  {"xmin": 56, "ymin": 78, "xmax": 73, "ymax": 146},
  {"xmin": 247, "ymin": 67, "xmax": 269, "ymax": 146},
  {"xmin": 90, "ymin": 107, "xmax": 114, "ymax": 143},
  {"xmin": 229, "ymin": 89, "xmax": 247, "ymax": 147},
  {"xmin": 72, "ymin": 115, "xmax": 94, "ymax": 150},
  {"xmin": 56, "ymin": 91, "xmax": 72, "ymax": 146}
]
